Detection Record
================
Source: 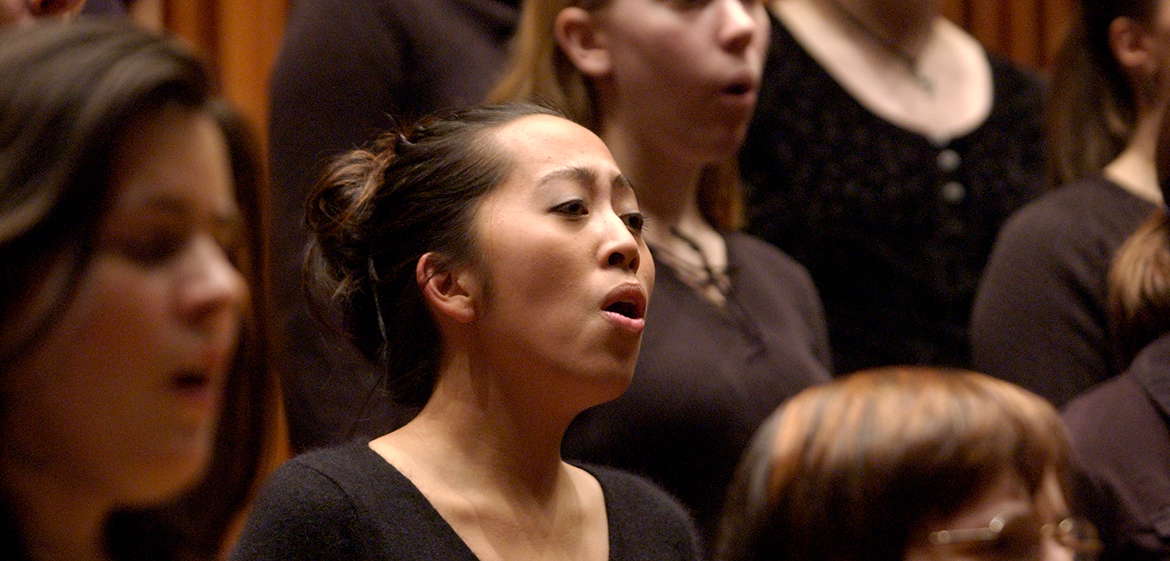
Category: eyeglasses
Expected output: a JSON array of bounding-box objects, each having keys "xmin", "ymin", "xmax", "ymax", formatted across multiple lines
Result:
[{"xmin": 928, "ymin": 509, "xmax": 1102, "ymax": 561}]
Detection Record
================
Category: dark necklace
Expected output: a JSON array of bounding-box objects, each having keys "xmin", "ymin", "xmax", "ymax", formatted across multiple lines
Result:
[
  {"xmin": 823, "ymin": 0, "xmax": 934, "ymax": 94},
  {"xmin": 666, "ymin": 227, "xmax": 732, "ymax": 299}
]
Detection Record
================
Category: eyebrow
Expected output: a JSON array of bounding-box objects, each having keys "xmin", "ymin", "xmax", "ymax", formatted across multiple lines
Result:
[
  {"xmin": 538, "ymin": 165, "xmax": 635, "ymax": 194},
  {"xmin": 120, "ymin": 194, "xmax": 241, "ymax": 230}
]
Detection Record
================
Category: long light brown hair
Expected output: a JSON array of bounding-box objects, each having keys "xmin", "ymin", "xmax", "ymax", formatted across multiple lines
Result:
[
  {"xmin": 1046, "ymin": 0, "xmax": 1158, "ymax": 190},
  {"xmin": 488, "ymin": 0, "xmax": 743, "ymax": 230}
]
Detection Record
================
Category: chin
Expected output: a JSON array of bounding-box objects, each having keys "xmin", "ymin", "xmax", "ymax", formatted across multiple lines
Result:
[{"xmin": 119, "ymin": 427, "xmax": 217, "ymax": 506}]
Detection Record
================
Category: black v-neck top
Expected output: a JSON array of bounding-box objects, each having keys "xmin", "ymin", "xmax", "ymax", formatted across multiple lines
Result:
[{"xmin": 230, "ymin": 440, "xmax": 701, "ymax": 561}]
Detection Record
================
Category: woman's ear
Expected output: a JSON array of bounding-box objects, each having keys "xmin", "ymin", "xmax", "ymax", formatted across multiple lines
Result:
[
  {"xmin": 1110, "ymin": 17, "xmax": 1155, "ymax": 78},
  {"xmin": 556, "ymin": 7, "xmax": 612, "ymax": 78},
  {"xmin": 417, "ymin": 252, "xmax": 477, "ymax": 324}
]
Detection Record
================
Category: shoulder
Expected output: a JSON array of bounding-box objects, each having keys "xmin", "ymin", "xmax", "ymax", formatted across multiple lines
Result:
[
  {"xmin": 993, "ymin": 179, "xmax": 1135, "ymax": 259},
  {"xmin": 230, "ymin": 444, "xmax": 378, "ymax": 560},
  {"xmin": 579, "ymin": 465, "xmax": 702, "ymax": 560},
  {"xmin": 724, "ymin": 232, "xmax": 813, "ymax": 286},
  {"xmin": 1062, "ymin": 375, "xmax": 1147, "ymax": 441},
  {"xmin": 978, "ymin": 52, "xmax": 1044, "ymax": 130}
]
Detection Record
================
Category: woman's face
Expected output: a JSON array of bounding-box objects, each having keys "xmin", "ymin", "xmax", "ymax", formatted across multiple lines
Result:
[
  {"xmin": 469, "ymin": 114, "xmax": 654, "ymax": 409},
  {"xmin": 0, "ymin": 106, "xmax": 247, "ymax": 506},
  {"xmin": 903, "ymin": 470, "xmax": 1079, "ymax": 561},
  {"xmin": 590, "ymin": 0, "xmax": 769, "ymax": 164}
]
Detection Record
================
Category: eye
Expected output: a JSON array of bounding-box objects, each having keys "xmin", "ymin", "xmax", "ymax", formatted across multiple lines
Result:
[
  {"xmin": 115, "ymin": 230, "xmax": 188, "ymax": 267},
  {"xmin": 622, "ymin": 212, "xmax": 645, "ymax": 233},
  {"xmin": 551, "ymin": 199, "xmax": 589, "ymax": 217},
  {"xmin": 668, "ymin": 0, "xmax": 710, "ymax": 9}
]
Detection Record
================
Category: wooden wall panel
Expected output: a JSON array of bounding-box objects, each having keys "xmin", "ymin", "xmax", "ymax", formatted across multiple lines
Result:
[
  {"xmin": 157, "ymin": 0, "xmax": 1075, "ymax": 141},
  {"xmin": 160, "ymin": 0, "xmax": 287, "ymax": 147},
  {"xmin": 940, "ymin": 0, "xmax": 1075, "ymax": 70}
]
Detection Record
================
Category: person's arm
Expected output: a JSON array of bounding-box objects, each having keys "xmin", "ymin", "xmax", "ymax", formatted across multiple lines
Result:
[{"xmin": 970, "ymin": 202, "xmax": 1109, "ymax": 406}]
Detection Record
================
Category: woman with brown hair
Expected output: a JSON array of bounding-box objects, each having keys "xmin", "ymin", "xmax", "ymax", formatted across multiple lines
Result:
[
  {"xmin": 972, "ymin": 0, "xmax": 1169, "ymax": 407},
  {"xmin": 716, "ymin": 367, "xmax": 1101, "ymax": 561},
  {"xmin": 230, "ymin": 103, "xmax": 699, "ymax": 560},
  {"xmin": 0, "ymin": 20, "xmax": 280, "ymax": 561},
  {"xmin": 489, "ymin": 0, "xmax": 831, "ymax": 546}
]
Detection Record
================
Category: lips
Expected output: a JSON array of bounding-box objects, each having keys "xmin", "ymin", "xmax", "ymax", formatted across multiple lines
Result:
[
  {"xmin": 720, "ymin": 70, "xmax": 759, "ymax": 97},
  {"xmin": 170, "ymin": 343, "xmax": 232, "ymax": 411},
  {"xmin": 602, "ymin": 283, "xmax": 648, "ymax": 334},
  {"xmin": 172, "ymin": 370, "xmax": 211, "ymax": 391},
  {"xmin": 722, "ymin": 80, "xmax": 755, "ymax": 96}
]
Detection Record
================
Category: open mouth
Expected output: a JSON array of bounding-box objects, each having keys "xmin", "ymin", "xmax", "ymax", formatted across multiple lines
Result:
[
  {"xmin": 723, "ymin": 82, "xmax": 753, "ymax": 96},
  {"xmin": 602, "ymin": 284, "xmax": 648, "ymax": 328},
  {"xmin": 605, "ymin": 300, "xmax": 643, "ymax": 320},
  {"xmin": 172, "ymin": 371, "xmax": 210, "ymax": 391}
]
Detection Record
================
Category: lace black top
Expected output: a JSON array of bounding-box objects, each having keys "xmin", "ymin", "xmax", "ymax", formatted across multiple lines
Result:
[{"xmin": 739, "ymin": 12, "xmax": 1045, "ymax": 373}]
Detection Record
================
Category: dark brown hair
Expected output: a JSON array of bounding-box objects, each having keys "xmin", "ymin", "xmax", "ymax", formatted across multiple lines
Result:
[
  {"xmin": 303, "ymin": 102, "xmax": 564, "ymax": 408},
  {"xmin": 1046, "ymin": 0, "xmax": 1157, "ymax": 190},
  {"xmin": 0, "ymin": 20, "xmax": 279, "ymax": 561},
  {"xmin": 715, "ymin": 367, "xmax": 1070, "ymax": 561}
]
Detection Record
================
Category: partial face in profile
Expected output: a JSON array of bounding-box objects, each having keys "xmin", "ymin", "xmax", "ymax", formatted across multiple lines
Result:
[
  {"xmin": 904, "ymin": 470, "xmax": 1098, "ymax": 561},
  {"xmin": 582, "ymin": 0, "xmax": 770, "ymax": 163},
  {"xmin": 469, "ymin": 114, "xmax": 654, "ymax": 407},
  {"xmin": 1, "ymin": 105, "xmax": 247, "ymax": 506}
]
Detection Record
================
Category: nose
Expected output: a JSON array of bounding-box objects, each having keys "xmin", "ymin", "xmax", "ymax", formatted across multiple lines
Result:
[
  {"xmin": 718, "ymin": 0, "xmax": 764, "ymax": 54},
  {"xmin": 602, "ymin": 213, "xmax": 641, "ymax": 274},
  {"xmin": 177, "ymin": 236, "xmax": 249, "ymax": 330},
  {"xmin": 1038, "ymin": 532, "xmax": 1078, "ymax": 561}
]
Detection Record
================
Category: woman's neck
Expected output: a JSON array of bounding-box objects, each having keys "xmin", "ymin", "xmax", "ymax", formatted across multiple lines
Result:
[
  {"xmin": 811, "ymin": 0, "xmax": 937, "ymax": 56},
  {"xmin": 1104, "ymin": 103, "xmax": 1166, "ymax": 205},
  {"xmin": 778, "ymin": 0, "xmax": 992, "ymax": 140},
  {"xmin": 596, "ymin": 118, "xmax": 730, "ymax": 304},
  {"xmin": 376, "ymin": 350, "xmax": 572, "ymax": 490},
  {"xmin": 369, "ymin": 350, "xmax": 610, "ymax": 561},
  {"xmin": 597, "ymin": 122, "xmax": 706, "ymax": 232},
  {"xmin": 2, "ymin": 461, "xmax": 112, "ymax": 561}
]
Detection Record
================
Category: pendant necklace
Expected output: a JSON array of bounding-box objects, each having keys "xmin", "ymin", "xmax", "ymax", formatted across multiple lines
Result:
[{"xmin": 823, "ymin": 0, "xmax": 935, "ymax": 94}]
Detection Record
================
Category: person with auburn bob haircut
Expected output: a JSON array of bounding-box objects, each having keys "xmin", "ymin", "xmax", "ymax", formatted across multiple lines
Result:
[
  {"xmin": 0, "ymin": 21, "xmax": 279, "ymax": 561},
  {"xmin": 715, "ymin": 367, "xmax": 1102, "ymax": 561},
  {"xmin": 230, "ymin": 103, "xmax": 700, "ymax": 561},
  {"xmin": 489, "ymin": 0, "xmax": 831, "ymax": 546}
]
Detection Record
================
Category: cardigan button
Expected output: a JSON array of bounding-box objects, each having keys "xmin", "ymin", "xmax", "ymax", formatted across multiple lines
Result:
[{"xmin": 940, "ymin": 181, "xmax": 966, "ymax": 204}]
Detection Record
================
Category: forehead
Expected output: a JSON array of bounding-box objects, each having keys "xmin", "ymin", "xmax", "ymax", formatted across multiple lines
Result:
[
  {"xmin": 490, "ymin": 114, "xmax": 616, "ymax": 172},
  {"xmin": 108, "ymin": 106, "xmax": 235, "ymax": 212}
]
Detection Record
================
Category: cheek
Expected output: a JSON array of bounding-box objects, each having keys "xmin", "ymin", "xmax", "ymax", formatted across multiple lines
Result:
[
  {"xmin": 479, "ymin": 234, "xmax": 588, "ymax": 321},
  {"xmin": 32, "ymin": 261, "xmax": 177, "ymax": 410},
  {"xmin": 640, "ymin": 245, "xmax": 656, "ymax": 297},
  {"xmin": 610, "ymin": 28, "xmax": 695, "ymax": 87},
  {"xmin": 72, "ymin": 262, "xmax": 172, "ymax": 360},
  {"xmin": 1, "ymin": 264, "xmax": 172, "ymax": 458}
]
